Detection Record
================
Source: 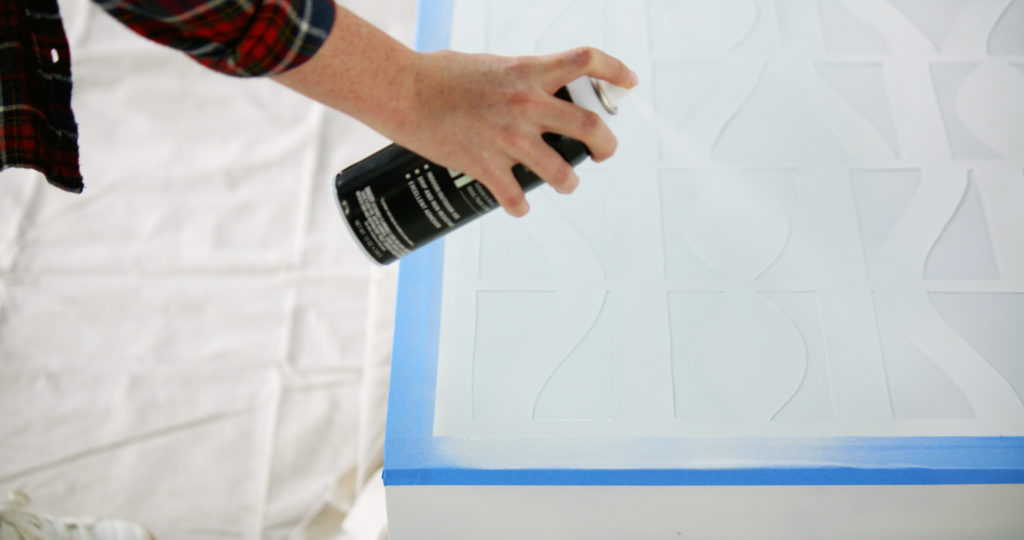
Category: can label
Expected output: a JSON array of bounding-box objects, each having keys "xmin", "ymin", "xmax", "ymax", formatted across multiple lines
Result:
[{"xmin": 338, "ymin": 158, "xmax": 502, "ymax": 264}]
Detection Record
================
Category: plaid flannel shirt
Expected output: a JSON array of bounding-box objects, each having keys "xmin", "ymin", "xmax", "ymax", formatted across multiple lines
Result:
[{"xmin": 0, "ymin": 0, "xmax": 335, "ymax": 193}]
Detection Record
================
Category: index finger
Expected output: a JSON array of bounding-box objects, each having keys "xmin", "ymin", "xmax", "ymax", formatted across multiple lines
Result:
[{"xmin": 538, "ymin": 47, "xmax": 638, "ymax": 93}]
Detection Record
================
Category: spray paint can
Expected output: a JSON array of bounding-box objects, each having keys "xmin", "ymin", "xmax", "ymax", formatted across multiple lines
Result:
[{"xmin": 333, "ymin": 76, "xmax": 628, "ymax": 265}]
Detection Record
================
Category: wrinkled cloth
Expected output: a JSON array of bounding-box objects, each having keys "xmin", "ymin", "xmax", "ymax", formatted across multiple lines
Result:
[
  {"xmin": 0, "ymin": 0, "xmax": 410, "ymax": 537},
  {"xmin": 0, "ymin": 0, "xmax": 335, "ymax": 192}
]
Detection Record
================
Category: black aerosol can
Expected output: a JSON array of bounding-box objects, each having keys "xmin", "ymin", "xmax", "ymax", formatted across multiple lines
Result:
[{"xmin": 334, "ymin": 75, "xmax": 628, "ymax": 265}]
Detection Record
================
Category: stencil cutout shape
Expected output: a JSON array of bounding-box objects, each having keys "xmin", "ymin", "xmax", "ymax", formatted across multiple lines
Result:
[
  {"xmin": 931, "ymin": 293, "xmax": 1024, "ymax": 406},
  {"xmin": 689, "ymin": 292, "xmax": 808, "ymax": 420},
  {"xmin": 930, "ymin": 63, "xmax": 1001, "ymax": 159},
  {"xmin": 714, "ymin": 67, "xmax": 847, "ymax": 163},
  {"xmin": 682, "ymin": 172, "xmax": 790, "ymax": 280},
  {"xmin": 850, "ymin": 169, "xmax": 921, "ymax": 276},
  {"xmin": 890, "ymin": 0, "xmax": 969, "ymax": 51},
  {"xmin": 648, "ymin": 0, "xmax": 760, "ymax": 56},
  {"xmin": 875, "ymin": 297, "xmax": 975, "ymax": 419},
  {"xmin": 535, "ymin": 0, "xmax": 605, "ymax": 53},
  {"xmin": 533, "ymin": 293, "xmax": 616, "ymax": 420},
  {"xmin": 745, "ymin": 169, "xmax": 815, "ymax": 284},
  {"xmin": 988, "ymin": 0, "xmax": 1024, "ymax": 54},
  {"xmin": 762, "ymin": 292, "xmax": 834, "ymax": 422},
  {"xmin": 472, "ymin": 291, "xmax": 556, "ymax": 419},
  {"xmin": 817, "ymin": 63, "xmax": 900, "ymax": 156},
  {"xmin": 817, "ymin": 0, "xmax": 889, "ymax": 54},
  {"xmin": 479, "ymin": 213, "xmax": 554, "ymax": 281},
  {"xmin": 484, "ymin": 1, "xmax": 574, "ymax": 55},
  {"xmin": 667, "ymin": 292, "xmax": 733, "ymax": 421},
  {"xmin": 653, "ymin": 63, "xmax": 725, "ymax": 162},
  {"xmin": 925, "ymin": 176, "xmax": 999, "ymax": 280},
  {"xmin": 956, "ymin": 62, "xmax": 1024, "ymax": 160},
  {"xmin": 546, "ymin": 172, "xmax": 611, "ymax": 276},
  {"xmin": 659, "ymin": 171, "xmax": 721, "ymax": 281}
]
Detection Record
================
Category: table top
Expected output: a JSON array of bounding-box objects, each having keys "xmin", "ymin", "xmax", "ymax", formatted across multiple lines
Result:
[{"xmin": 385, "ymin": 0, "xmax": 1024, "ymax": 487}]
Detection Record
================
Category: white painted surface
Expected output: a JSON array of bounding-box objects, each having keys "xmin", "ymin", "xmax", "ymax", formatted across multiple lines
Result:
[
  {"xmin": 388, "ymin": 484, "xmax": 1024, "ymax": 540},
  {"xmin": 434, "ymin": 0, "xmax": 1024, "ymax": 443},
  {"xmin": 386, "ymin": 1, "xmax": 1024, "ymax": 538}
]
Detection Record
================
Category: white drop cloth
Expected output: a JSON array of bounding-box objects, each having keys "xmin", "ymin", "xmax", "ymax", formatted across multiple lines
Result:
[{"xmin": 0, "ymin": 1, "xmax": 413, "ymax": 538}]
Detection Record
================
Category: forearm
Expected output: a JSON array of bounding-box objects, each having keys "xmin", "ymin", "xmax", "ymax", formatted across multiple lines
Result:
[
  {"xmin": 271, "ymin": 5, "xmax": 637, "ymax": 217},
  {"xmin": 270, "ymin": 6, "xmax": 419, "ymax": 142}
]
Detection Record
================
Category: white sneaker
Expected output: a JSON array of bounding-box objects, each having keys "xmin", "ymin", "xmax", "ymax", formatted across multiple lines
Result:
[{"xmin": 0, "ymin": 491, "xmax": 154, "ymax": 540}]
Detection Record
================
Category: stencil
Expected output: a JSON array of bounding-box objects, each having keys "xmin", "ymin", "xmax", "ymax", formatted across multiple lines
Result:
[
  {"xmin": 924, "ymin": 175, "xmax": 1000, "ymax": 280},
  {"xmin": 679, "ymin": 171, "xmax": 789, "ymax": 280},
  {"xmin": 931, "ymin": 293, "xmax": 1024, "ymax": 406},
  {"xmin": 889, "ymin": 0, "xmax": 970, "ymax": 52},
  {"xmin": 534, "ymin": 1, "xmax": 607, "ymax": 54},
  {"xmin": 817, "ymin": 0, "xmax": 889, "ymax": 54},
  {"xmin": 667, "ymin": 291, "xmax": 734, "ymax": 421},
  {"xmin": 648, "ymin": 0, "xmax": 761, "ymax": 57},
  {"xmin": 546, "ymin": 171, "xmax": 612, "ymax": 278},
  {"xmin": 652, "ymin": 63, "xmax": 731, "ymax": 162},
  {"xmin": 955, "ymin": 62, "xmax": 1024, "ymax": 160},
  {"xmin": 471, "ymin": 291, "xmax": 558, "ymax": 419},
  {"xmin": 989, "ymin": 0, "xmax": 1024, "ymax": 54},
  {"xmin": 931, "ymin": 63, "xmax": 1002, "ymax": 160},
  {"xmin": 762, "ymin": 292, "xmax": 833, "ymax": 422},
  {"xmin": 479, "ymin": 213, "xmax": 554, "ymax": 282},
  {"xmin": 688, "ymin": 291, "xmax": 807, "ymax": 420},
  {"xmin": 434, "ymin": 0, "xmax": 1024, "ymax": 440},
  {"xmin": 816, "ymin": 63, "xmax": 901, "ymax": 156},
  {"xmin": 850, "ymin": 169, "xmax": 921, "ymax": 278},
  {"xmin": 874, "ymin": 294, "xmax": 976, "ymax": 419},
  {"xmin": 533, "ymin": 293, "xmax": 616, "ymax": 420},
  {"xmin": 713, "ymin": 65, "xmax": 849, "ymax": 164}
]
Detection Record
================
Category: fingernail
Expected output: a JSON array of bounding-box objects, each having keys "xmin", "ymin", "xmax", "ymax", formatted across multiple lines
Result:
[{"xmin": 627, "ymin": 70, "xmax": 639, "ymax": 88}]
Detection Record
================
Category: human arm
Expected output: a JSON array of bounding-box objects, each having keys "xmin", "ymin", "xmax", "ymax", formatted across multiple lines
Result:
[{"xmin": 270, "ymin": 5, "xmax": 638, "ymax": 216}]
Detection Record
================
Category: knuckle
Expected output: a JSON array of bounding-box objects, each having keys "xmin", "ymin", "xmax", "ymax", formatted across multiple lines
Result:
[
  {"xmin": 548, "ymin": 161, "xmax": 576, "ymax": 189},
  {"xmin": 594, "ymin": 134, "xmax": 618, "ymax": 161},
  {"xmin": 569, "ymin": 46, "xmax": 595, "ymax": 68},
  {"xmin": 558, "ymin": 164, "xmax": 575, "ymax": 186},
  {"xmin": 497, "ymin": 125, "xmax": 525, "ymax": 149},
  {"xmin": 507, "ymin": 88, "xmax": 534, "ymax": 110},
  {"xmin": 486, "ymin": 173, "xmax": 520, "ymax": 199},
  {"xmin": 499, "ymin": 189, "xmax": 528, "ymax": 213},
  {"xmin": 579, "ymin": 110, "xmax": 602, "ymax": 133},
  {"xmin": 504, "ymin": 57, "xmax": 531, "ymax": 78}
]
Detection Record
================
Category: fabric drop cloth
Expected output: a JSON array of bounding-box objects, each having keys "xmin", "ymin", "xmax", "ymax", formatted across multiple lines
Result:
[{"xmin": 0, "ymin": 0, "xmax": 414, "ymax": 538}]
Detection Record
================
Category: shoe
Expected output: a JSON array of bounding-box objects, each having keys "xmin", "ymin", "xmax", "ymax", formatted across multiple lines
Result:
[{"xmin": 0, "ymin": 491, "xmax": 154, "ymax": 540}]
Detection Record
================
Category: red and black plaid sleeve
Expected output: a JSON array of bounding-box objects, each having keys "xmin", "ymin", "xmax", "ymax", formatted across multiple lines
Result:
[
  {"xmin": 1, "ymin": 0, "xmax": 335, "ymax": 192},
  {"xmin": 95, "ymin": 0, "xmax": 336, "ymax": 77},
  {"xmin": 0, "ymin": 0, "xmax": 83, "ymax": 192}
]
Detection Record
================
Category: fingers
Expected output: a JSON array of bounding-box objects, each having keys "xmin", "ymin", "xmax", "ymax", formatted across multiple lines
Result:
[
  {"xmin": 475, "ymin": 133, "xmax": 583, "ymax": 217},
  {"xmin": 539, "ymin": 46, "xmax": 638, "ymax": 93},
  {"xmin": 516, "ymin": 138, "xmax": 581, "ymax": 195},
  {"xmin": 476, "ymin": 164, "xmax": 531, "ymax": 217},
  {"xmin": 538, "ymin": 98, "xmax": 618, "ymax": 162}
]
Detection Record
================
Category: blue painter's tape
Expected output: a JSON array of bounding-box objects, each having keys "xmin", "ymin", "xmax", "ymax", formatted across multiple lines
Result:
[
  {"xmin": 382, "ymin": 0, "xmax": 452, "ymax": 484},
  {"xmin": 415, "ymin": 0, "xmax": 454, "ymax": 53},
  {"xmin": 384, "ymin": 0, "xmax": 1024, "ymax": 489}
]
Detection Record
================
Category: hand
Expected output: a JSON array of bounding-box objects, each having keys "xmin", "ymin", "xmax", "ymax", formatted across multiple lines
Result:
[
  {"xmin": 271, "ymin": 7, "xmax": 637, "ymax": 216},
  {"xmin": 397, "ymin": 48, "xmax": 638, "ymax": 216}
]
